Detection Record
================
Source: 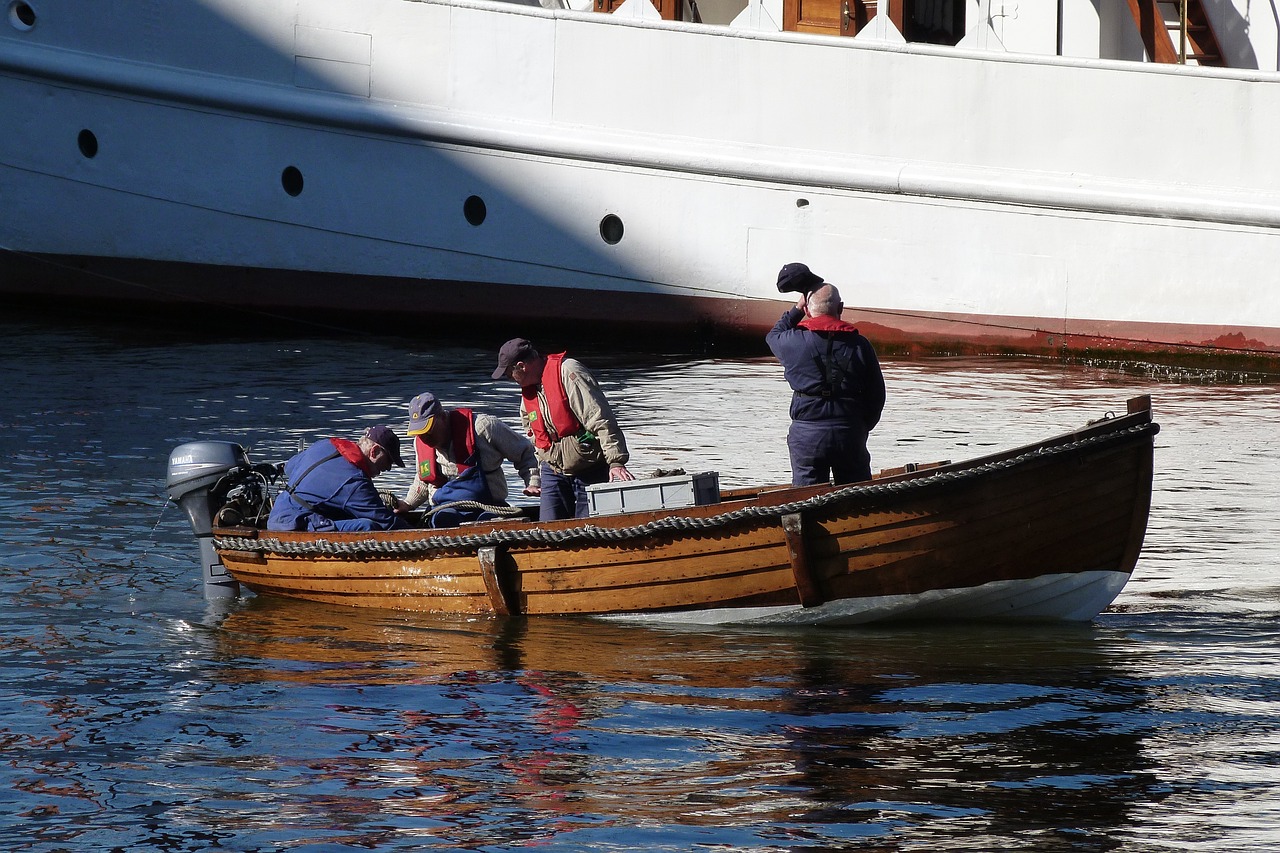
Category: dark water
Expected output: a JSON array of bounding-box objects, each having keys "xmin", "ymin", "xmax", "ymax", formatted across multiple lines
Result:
[{"xmin": 3, "ymin": 315, "xmax": 1280, "ymax": 851}]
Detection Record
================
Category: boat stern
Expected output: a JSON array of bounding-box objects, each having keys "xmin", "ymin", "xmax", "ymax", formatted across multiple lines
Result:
[{"xmin": 166, "ymin": 441, "xmax": 249, "ymax": 598}]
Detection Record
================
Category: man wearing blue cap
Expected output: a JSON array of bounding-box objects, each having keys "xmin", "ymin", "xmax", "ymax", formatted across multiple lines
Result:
[
  {"xmin": 767, "ymin": 263, "xmax": 886, "ymax": 486},
  {"xmin": 396, "ymin": 391, "xmax": 541, "ymax": 527},
  {"xmin": 267, "ymin": 425, "xmax": 410, "ymax": 532}
]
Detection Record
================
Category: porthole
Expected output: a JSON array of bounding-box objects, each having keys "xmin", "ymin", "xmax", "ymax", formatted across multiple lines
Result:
[
  {"xmin": 281, "ymin": 166, "xmax": 304, "ymax": 197},
  {"xmin": 77, "ymin": 129, "xmax": 98, "ymax": 159},
  {"xmin": 796, "ymin": 198, "xmax": 810, "ymax": 208},
  {"xmin": 599, "ymin": 214, "xmax": 624, "ymax": 245},
  {"xmin": 463, "ymin": 195, "xmax": 486, "ymax": 226},
  {"xmin": 9, "ymin": 1, "xmax": 36, "ymax": 31}
]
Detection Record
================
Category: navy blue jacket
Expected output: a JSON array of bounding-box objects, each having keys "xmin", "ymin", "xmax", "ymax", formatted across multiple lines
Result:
[
  {"xmin": 267, "ymin": 438, "xmax": 406, "ymax": 532},
  {"xmin": 766, "ymin": 308, "xmax": 886, "ymax": 429}
]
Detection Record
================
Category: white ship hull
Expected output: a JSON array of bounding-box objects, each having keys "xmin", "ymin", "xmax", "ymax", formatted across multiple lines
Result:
[{"xmin": 3, "ymin": 0, "xmax": 1280, "ymax": 360}]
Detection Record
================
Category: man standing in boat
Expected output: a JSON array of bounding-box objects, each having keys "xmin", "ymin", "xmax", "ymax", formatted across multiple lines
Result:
[
  {"xmin": 395, "ymin": 391, "xmax": 542, "ymax": 527},
  {"xmin": 267, "ymin": 425, "xmax": 410, "ymax": 532},
  {"xmin": 767, "ymin": 263, "xmax": 886, "ymax": 486},
  {"xmin": 492, "ymin": 338, "xmax": 635, "ymax": 520}
]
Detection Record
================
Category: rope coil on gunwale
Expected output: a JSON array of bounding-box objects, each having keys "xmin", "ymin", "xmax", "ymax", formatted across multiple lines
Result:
[{"xmin": 214, "ymin": 422, "xmax": 1157, "ymax": 558}]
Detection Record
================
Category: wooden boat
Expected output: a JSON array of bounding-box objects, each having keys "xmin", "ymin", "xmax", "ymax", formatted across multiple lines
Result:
[{"xmin": 169, "ymin": 396, "xmax": 1157, "ymax": 626}]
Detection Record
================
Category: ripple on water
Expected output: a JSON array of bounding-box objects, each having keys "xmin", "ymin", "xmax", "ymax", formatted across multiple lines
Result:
[{"xmin": 3, "ymin": 321, "xmax": 1280, "ymax": 849}]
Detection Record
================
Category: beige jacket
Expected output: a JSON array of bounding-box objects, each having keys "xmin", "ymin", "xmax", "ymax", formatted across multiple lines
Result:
[
  {"xmin": 523, "ymin": 357, "xmax": 630, "ymax": 471},
  {"xmin": 402, "ymin": 412, "xmax": 540, "ymax": 509}
]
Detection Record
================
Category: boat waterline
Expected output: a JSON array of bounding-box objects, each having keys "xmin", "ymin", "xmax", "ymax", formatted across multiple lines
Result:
[{"xmin": 601, "ymin": 570, "xmax": 1134, "ymax": 626}]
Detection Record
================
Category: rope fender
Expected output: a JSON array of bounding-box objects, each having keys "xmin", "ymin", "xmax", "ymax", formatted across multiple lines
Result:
[{"xmin": 215, "ymin": 422, "xmax": 1158, "ymax": 558}]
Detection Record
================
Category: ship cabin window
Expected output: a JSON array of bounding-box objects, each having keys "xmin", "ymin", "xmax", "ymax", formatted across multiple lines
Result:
[
  {"xmin": 281, "ymin": 166, "xmax": 304, "ymax": 197},
  {"xmin": 903, "ymin": 0, "xmax": 964, "ymax": 46},
  {"xmin": 464, "ymin": 195, "xmax": 487, "ymax": 226},
  {"xmin": 77, "ymin": 130, "xmax": 98, "ymax": 159},
  {"xmin": 9, "ymin": 2, "xmax": 36, "ymax": 31},
  {"xmin": 599, "ymin": 214, "xmax": 624, "ymax": 245}
]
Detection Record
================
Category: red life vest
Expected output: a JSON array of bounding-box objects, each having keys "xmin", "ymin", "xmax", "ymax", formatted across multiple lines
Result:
[
  {"xmin": 330, "ymin": 437, "xmax": 374, "ymax": 477},
  {"xmin": 415, "ymin": 408, "xmax": 478, "ymax": 485},
  {"xmin": 522, "ymin": 353, "xmax": 582, "ymax": 451},
  {"xmin": 798, "ymin": 314, "xmax": 861, "ymax": 335}
]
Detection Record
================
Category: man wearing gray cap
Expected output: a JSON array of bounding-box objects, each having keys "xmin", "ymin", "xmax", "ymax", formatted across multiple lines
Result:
[
  {"xmin": 396, "ymin": 391, "xmax": 541, "ymax": 527},
  {"xmin": 267, "ymin": 425, "xmax": 410, "ymax": 532}
]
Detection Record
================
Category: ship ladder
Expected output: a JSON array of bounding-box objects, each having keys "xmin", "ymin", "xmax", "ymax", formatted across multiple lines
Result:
[{"xmin": 1126, "ymin": 0, "xmax": 1227, "ymax": 67}]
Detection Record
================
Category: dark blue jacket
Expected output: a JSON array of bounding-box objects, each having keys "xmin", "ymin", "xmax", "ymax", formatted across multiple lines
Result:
[
  {"xmin": 766, "ymin": 308, "xmax": 886, "ymax": 429},
  {"xmin": 267, "ymin": 438, "xmax": 406, "ymax": 532}
]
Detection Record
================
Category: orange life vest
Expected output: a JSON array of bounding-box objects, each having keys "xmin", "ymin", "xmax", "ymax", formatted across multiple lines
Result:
[
  {"xmin": 521, "ymin": 352, "xmax": 582, "ymax": 451},
  {"xmin": 415, "ymin": 408, "xmax": 478, "ymax": 485}
]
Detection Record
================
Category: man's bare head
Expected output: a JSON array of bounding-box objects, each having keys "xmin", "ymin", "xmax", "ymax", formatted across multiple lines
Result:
[{"xmin": 806, "ymin": 283, "xmax": 844, "ymax": 318}]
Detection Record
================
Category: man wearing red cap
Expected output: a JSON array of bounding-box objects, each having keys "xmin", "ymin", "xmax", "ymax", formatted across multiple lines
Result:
[
  {"xmin": 267, "ymin": 425, "xmax": 410, "ymax": 532},
  {"xmin": 492, "ymin": 338, "xmax": 634, "ymax": 520},
  {"xmin": 767, "ymin": 265, "xmax": 886, "ymax": 486}
]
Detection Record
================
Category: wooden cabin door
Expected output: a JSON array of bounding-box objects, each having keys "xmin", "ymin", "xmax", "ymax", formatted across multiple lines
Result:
[
  {"xmin": 784, "ymin": 0, "xmax": 964, "ymax": 42},
  {"xmin": 594, "ymin": 0, "xmax": 685, "ymax": 21},
  {"xmin": 785, "ymin": 0, "xmax": 890, "ymax": 37}
]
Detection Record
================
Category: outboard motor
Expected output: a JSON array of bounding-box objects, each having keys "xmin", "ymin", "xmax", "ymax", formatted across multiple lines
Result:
[{"xmin": 166, "ymin": 441, "xmax": 250, "ymax": 599}]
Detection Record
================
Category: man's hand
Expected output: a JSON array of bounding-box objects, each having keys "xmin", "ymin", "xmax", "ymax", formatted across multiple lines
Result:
[
  {"xmin": 523, "ymin": 484, "xmax": 542, "ymax": 497},
  {"xmin": 609, "ymin": 464, "xmax": 635, "ymax": 482}
]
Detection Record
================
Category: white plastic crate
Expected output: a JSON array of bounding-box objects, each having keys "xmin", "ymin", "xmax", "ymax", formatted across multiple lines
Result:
[{"xmin": 586, "ymin": 472, "xmax": 720, "ymax": 517}]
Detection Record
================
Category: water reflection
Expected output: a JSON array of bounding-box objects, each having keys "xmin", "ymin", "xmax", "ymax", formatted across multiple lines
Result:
[{"xmin": 185, "ymin": 599, "xmax": 1163, "ymax": 849}]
